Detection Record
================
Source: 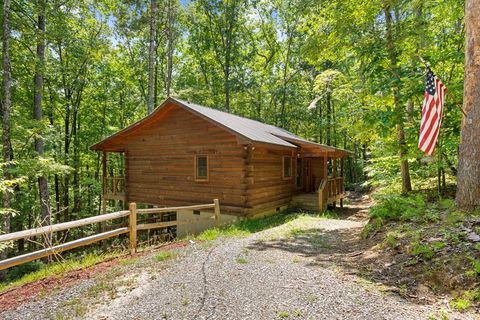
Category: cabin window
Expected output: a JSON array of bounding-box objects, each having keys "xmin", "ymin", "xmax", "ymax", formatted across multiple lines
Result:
[
  {"xmin": 195, "ymin": 155, "xmax": 209, "ymax": 181},
  {"xmin": 283, "ymin": 156, "xmax": 292, "ymax": 179}
]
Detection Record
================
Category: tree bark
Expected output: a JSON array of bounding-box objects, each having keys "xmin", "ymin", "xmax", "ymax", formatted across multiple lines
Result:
[
  {"xmin": 33, "ymin": 0, "xmax": 51, "ymax": 245},
  {"xmin": 456, "ymin": 0, "xmax": 480, "ymax": 210},
  {"xmin": 1, "ymin": 0, "xmax": 12, "ymax": 281},
  {"xmin": 384, "ymin": 4, "xmax": 412, "ymax": 194},
  {"xmin": 165, "ymin": 0, "xmax": 174, "ymax": 97},
  {"xmin": 326, "ymin": 91, "xmax": 331, "ymax": 146},
  {"xmin": 147, "ymin": 0, "xmax": 157, "ymax": 114},
  {"xmin": 73, "ymin": 108, "xmax": 80, "ymax": 214}
]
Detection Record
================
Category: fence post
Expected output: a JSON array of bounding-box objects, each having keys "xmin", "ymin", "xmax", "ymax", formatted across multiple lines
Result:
[
  {"xmin": 213, "ymin": 199, "xmax": 220, "ymax": 228},
  {"xmin": 129, "ymin": 202, "xmax": 137, "ymax": 254}
]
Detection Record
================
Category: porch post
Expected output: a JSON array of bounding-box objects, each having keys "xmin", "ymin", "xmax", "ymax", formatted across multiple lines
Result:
[
  {"xmin": 323, "ymin": 153, "xmax": 328, "ymax": 178},
  {"xmin": 321, "ymin": 153, "xmax": 328, "ymax": 211},
  {"xmin": 332, "ymin": 157, "xmax": 337, "ymax": 208},
  {"xmin": 102, "ymin": 151, "xmax": 107, "ymax": 215},
  {"xmin": 340, "ymin": 157, "xmax": 344, "ymax": 208}
]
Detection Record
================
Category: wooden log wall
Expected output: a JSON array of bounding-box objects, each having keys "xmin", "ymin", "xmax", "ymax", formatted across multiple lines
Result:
[
  {"xmin": 247, "ymin": 146, "xmax": 296, "ymax": 214},
  {"xmin": 121, "ymin": 105, "xmax": 248, "ymax": 214}
]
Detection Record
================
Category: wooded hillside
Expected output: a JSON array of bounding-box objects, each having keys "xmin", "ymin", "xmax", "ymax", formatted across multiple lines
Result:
[{"xmin": 0, "ymin": 0, "xmax": 469, "ymax": 277}]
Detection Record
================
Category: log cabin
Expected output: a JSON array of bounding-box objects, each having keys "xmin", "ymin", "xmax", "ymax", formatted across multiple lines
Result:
[{"xmin": 91, "ymin": 97, "xmax": 351, "ymax": 234}]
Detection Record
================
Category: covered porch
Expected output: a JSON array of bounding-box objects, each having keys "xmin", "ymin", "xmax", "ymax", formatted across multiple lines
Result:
[
  {"xmin": 101, "ymin": 151, "xmax": 126, "ymax": 212},
  {"xmin": 291, "ymin": 144, "xmax": 348, "ymax": 212}
]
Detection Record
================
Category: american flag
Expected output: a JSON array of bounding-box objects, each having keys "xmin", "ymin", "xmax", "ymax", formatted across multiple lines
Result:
[{"xmin": 418, "ymin": 67, "xmax": 447, "ymax": 156}]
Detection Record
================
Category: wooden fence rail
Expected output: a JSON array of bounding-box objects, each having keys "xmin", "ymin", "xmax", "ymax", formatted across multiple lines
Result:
[{"xmin": 0, "ymin": 199, "xmax": 220, "ymax": 271}]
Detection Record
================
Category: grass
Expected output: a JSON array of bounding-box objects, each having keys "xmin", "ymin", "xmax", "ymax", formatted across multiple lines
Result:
[
  {"xmin": 0, "ymin": 251, "xmax": 125, "ymax": 294},
  {"xmin": 192, "ymin": 207, "xmax": 335, "ymax": 242},
  {"xmin": 450, "ymin": 297, "xmax": 471, "ymax": 311},
  {"xmin": 450, "ymin": 288, "xmax": 480, "ymax": 311},
  {"xmin": 305, "ymin": 294, "xmax": 318, "ymax": 303},
  {"xmin": 236, "ymin": 256, "xmax": 248, "ymax": 264},
  {"xmin": 154, "ymin": 250, "xmax": 177, "ymax": 262},
  {"xmin": 277, "ymin": 311, "xmax": 290, "ymax": 318},
  {"xmin": 119, "ymin": 257, "xmax": 139, "ymax": 266}
]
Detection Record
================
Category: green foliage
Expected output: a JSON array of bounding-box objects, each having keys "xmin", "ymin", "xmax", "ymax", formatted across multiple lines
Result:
[
  {"xmin": 236, "ymin": 256, "xmax": 248, "ymax": 264},
  {"xmin": 410, "ymin": 242, "xmax": 434, "ymax": 260},
  {"xmin": 450, "ymin": 288, "xmax": 480, "ymax": 311},
  {"xmin": 6, "ymin": 261, "xmax": 45, "ymax": 282},
  {"xmin": 385, "ymin": 231, "xmax": 400, "ymax": 249},
  {"xmin": 154, "ymin": 251, "xmax": 177, "ymax": 262},
  {"xmin": 0, "ymin": 251, "xmax": 123, "ymax": 293},
  {"xmin": 468, "ymin": 257, "xmax": 480, "ymax": 275},
  {"xmin": 361, "ymin": 217, "xmax": 384, "ymax": 239},
  {"xmin": 450, "ymin": 297, "xmax": 471, "ymax": 311},
  {"xmin": 369, "ymin": 194, "xmax": 426, "ymax": 222},
  {"xmin": 195, "ymin": 208, "xmax": 300, "ymax": 241}
]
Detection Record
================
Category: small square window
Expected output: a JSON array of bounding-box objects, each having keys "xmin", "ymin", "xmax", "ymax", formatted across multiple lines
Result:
[
  {"xmin": 283, "ymin": 156, "xmax": 292, "ymax": 179},
  {"xmin": 195, "ymin": 155, "xmax": 208, "ymax": 181}
]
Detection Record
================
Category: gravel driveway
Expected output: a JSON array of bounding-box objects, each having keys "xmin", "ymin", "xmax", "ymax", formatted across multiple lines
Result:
[{"xmin": 2, "ymin": 211, "xmax": 478, "ymax": 320}]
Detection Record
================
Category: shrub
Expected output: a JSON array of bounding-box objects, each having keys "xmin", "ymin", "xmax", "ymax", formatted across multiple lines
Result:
[
  {"xmin": 450, "ymin": 297, "xmax": 471, "ymax": 311},
  {"xmin": 6, "ymin": 260, "xmax": 45, "ymax": 282},
  {"xmin": 410, "ymin": 242, "xmax": 434, "ymax": 260},
  {"xmin": 385, "ymin": 231, "xmax": 400, "ymax": 249},
  {"xmin": 369, "ymin": 194, "xmax": 426, "ymax": 222}
]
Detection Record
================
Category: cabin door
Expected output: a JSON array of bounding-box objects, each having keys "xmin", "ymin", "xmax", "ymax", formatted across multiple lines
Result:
[{"xmin": 303, "ymin": 158, "xmax": 313, "ymax": 193}]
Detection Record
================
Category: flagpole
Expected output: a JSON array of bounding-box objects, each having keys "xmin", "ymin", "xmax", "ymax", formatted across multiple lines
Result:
[{"xmin": 417, "ymin": 54, "xmax": 468, "ymax": 117}]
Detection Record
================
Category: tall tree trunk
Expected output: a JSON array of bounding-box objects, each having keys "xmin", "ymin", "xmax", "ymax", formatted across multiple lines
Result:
[
  {"xmin": 317, "ymin": 100, "xmax": 323, "ymax": 144},
  {"xmin": 73, "ymin": 109, "xmax": 80, "ymax": 214},
  {"xmin": 1, "ymin": 0, "xmax": 12, "ymax": 281},
  {"xmin": 47, "ymin": 83, "xmax": 60, "ymax": 218},
  {"xmin": 33, "ymin": 0, "xmax": 51, "ymax": 245},
  {"xmin": 165, "ymin": 0, "xmax": 174, "ymax": 97},
  {"xmin": 384, "ymin": 4, "xmax": 412, "ymax": 194},
  {"xmin": 326, "ymin": 91, "xmax": 331, "ymax": 146},
  {"xmin": 147, "ymin": 0, "xmax": 157, "ymax": 114},
  {"xmin": 59, "ymin": 43, "xmax": 71, "ymax": 225},
  {"xmin": 456, "ymin": 0, "xmax": 480, "ymax": 210},
  {"xmin": 332, "ymin": 99, "xmax": 337, "ymax": 147}
]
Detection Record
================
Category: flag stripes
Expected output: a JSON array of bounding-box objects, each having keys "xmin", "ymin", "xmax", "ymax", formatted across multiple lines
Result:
[{"xmin": 418, "ymin": 68, "xmax": 446, "ymax": 156}]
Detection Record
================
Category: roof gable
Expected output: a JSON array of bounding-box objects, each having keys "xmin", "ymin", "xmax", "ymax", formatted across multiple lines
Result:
[{"xmin": 91, "ymin": 97, "xmax": 351, "ymax": 156}]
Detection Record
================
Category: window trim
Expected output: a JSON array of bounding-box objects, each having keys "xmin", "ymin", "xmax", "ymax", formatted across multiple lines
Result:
[
  {"xmin": 195, "ymin": 154, "xmax": 209, "ymax": 182},
  {"xmin": 282, "ymin": 156, "xmax": 292, "ymax": 180}
]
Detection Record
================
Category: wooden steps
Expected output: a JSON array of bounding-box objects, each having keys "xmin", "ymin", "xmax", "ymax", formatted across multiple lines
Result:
[{"xmin": 291, "ymin": 193, "xmax": 320, "ymax": 212}]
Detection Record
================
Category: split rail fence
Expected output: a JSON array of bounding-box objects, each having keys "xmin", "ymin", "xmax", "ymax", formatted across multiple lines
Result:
[{"xmin": 0, "ymin": 199, "xmax": 220, "ymax": 271}]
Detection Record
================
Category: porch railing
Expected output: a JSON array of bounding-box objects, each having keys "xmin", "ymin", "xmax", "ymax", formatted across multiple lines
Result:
[{"xmin": 317, "ymin": 177, "xmax": 345, "ymax": 211}]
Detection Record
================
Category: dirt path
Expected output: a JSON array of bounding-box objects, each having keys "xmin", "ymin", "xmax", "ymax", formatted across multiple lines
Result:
[{"xmin": 1, "ymin": 194, "xmax": 478, "ymax": 320}]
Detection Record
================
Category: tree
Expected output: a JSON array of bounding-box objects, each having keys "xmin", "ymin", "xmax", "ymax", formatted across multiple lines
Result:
[
  {"xmin": 147, "ymin": 0, "xmax": 157, "ymax": 114},
  {"xmin": 197, "ymin": 0, "xmax": 245, "ymax": 112},
  {"xmin": 1, "ymin": 0, "xmax": 12, "ymax": 280},
  {"xmin": 165, "ymin": 0, "xmax": 176, "ymax": 97},
  {"xmin": 456, "ymin": 0, "xmax": 480, "ymax": 210},
  {"xmin": 384, "ymin": 2, "xmax": 412, "ymax": 194},
  {"xmin": 33, "ymin": 0, "xmax": 52, "ymax": 241}
]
